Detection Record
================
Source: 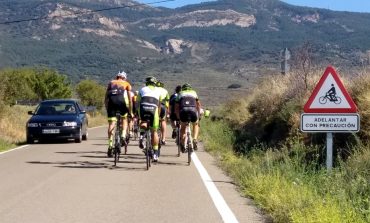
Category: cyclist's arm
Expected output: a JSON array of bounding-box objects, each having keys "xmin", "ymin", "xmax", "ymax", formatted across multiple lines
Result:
[
  {"xmin": 127, "ymin": 86, "xmax": 133, "ymax": 117},
  {"xmin": 196, "ymin": 99, "xmax": 201, "ymax": 116}
]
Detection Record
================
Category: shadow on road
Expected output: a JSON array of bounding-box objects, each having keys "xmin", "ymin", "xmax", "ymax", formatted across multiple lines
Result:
[{"xmin": 27, "ymin": 161, "xmax": 109, "ymax": 168}]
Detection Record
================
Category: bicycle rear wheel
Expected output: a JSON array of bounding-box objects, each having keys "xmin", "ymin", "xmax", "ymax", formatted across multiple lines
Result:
[
  {"xmin": 187, "ymin": 134, "xmax": 192, "ymax": 165},
  {"xmin": 145, "ymin": 130, "xmax": 151, "ymax": 170}
]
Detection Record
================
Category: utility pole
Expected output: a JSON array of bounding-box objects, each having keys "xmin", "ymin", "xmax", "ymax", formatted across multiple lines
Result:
[{"xmin": 280, "ymin": 48, "xmax": 291, "ymax": 74}]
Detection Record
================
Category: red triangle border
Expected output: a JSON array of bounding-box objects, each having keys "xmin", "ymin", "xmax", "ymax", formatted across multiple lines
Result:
[{"xmin": 303, "ymin": 66, "xmax": 357, "ymax": 113}]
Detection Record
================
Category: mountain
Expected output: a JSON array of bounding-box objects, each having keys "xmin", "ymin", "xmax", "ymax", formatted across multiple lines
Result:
[{"xmin": 1, "ymin": 0, "xmax": 370, "ymax": 105}]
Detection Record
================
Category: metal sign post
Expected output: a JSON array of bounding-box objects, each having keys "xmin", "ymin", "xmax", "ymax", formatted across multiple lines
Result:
[{"xmin": 326, "ymin": 132, "xmax": 333, "ymax": 170}]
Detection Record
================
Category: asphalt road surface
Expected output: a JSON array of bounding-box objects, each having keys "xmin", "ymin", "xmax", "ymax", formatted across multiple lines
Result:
[{"xmin": 0, "ymin": 126, "xmax": 266, "ymax": 223}]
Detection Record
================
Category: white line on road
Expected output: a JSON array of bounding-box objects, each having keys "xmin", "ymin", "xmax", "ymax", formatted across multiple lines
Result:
[
  {"xmin": 0, "ymin": 145, "xmax": 29, "ymax": 155},
  {"xmin": 192, "ymin": 152, "xmax": 239, "ymax": 223}
]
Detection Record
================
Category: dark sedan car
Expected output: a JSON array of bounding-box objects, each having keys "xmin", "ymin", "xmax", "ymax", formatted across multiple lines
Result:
[{"xmin": 26, "ymin": 99, "xmax": 88, "ymax": 143}]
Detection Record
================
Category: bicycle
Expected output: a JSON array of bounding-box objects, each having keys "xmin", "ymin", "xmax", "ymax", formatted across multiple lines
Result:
[
  {"xmin": 141, "ymin": 117, "xmax": 154, "ymax": 170},
  {"xmin": 113, "ymin": 113, "xmax": 122, "ymax": 166},
  {"xmin": 184, "ymin": 122, "xmax": 193, "ymax": 165},
  {"xmin": 319, "ymin": 93, "xmax": 342, "ymax": 104}
]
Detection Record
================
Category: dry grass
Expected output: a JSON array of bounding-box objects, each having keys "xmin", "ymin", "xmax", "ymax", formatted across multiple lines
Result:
[{"xmin": 0, "ymin": 105, "xmax": 31, "ymax": 144}]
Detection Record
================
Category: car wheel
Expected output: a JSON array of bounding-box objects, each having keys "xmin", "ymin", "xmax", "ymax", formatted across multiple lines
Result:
[
  {"xmin": 27, "ymin": 136, "xmax": 34, "ymax": 144},
  {"xmin": 82, "ymin": 130, "xmax": 88, "ymax": 141},
  {"xmin": 75, "ymin": 127, "xmax": 82, "ymax": 143}
]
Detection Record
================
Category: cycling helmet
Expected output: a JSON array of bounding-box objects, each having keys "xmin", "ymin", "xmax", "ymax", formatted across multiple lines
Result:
[
  {"xmin": 145, "ymin": 76, "xmax": 157, "ymax": 85},
  {"xmin": 181, "ymin": 83, "xmax": 192, "ymax": 90},
  {"xmin": 116, "ymin": 70, "xmax": 127, "ymax": 79},
  {"xmin": 175, "ymin": 85, "xmax": 181, "ymax": 93}
]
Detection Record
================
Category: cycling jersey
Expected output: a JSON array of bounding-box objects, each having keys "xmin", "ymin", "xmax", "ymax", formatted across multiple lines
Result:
[
  {"xmin": 177, "ymin": 89, "xmax": 199, "ymax": 123},
  {"xmin": 138, "ymin": 85, "xmax": 162, "ymax": 130},
  {"xmin": 157, "ymin": 87, "xmax": 170, "ymax": 119},
  {"xmin": 106, "ymin": 79, "xmax": 132, "ymax": 120}
]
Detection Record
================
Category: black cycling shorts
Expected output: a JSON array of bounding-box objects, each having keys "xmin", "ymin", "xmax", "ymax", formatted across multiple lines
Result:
[
  {"xmin": 139, "ymin": 104, "xmax": 159, "ymax": 129},
  {"xmin": 179, "ymin": 107, "xmax": 198, "ymax": 123},
  {"xmin": 107, "ymin": 95, "xmax": 128, "ymax": 118}
]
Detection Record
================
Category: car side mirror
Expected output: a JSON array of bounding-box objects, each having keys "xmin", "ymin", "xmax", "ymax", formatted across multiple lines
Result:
[
  {"xmin": 28, "ymin": 111, "xmax": 34, "ymax": 115},
  {"xmin": 80, "ymin": 110, "xmax": 86, "ymax": 114}
]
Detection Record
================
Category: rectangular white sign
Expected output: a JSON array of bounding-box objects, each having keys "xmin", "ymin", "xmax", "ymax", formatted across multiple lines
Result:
[{"xmin": 301, "ymin": 113, "xmax": 360, "ymax": 132}]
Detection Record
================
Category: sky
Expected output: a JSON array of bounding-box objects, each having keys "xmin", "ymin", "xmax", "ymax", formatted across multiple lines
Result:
[{"xmin": 138, "ymin": 0, "xmax": 370, "ymax": 13}]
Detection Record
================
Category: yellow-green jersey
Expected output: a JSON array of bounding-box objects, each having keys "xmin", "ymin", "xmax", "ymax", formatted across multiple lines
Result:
[{"xmin": 158, "ymin": 87, "xmax": 170, "ymax": 108}]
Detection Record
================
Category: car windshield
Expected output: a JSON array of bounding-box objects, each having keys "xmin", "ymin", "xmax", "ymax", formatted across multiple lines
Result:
[{"xmin": 35, "ymin": 102, "xmax": 77, "ymax": 115}]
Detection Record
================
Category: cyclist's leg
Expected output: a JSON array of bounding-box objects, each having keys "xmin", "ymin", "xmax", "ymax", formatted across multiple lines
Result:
[
  {"xmin": 191, "ymin": 110, "xmax": 200, "ymax": 141},
  {"xmin": 170, "ymin": 113, "xmax": 178, "ymax": 139},
  {"xmin": 150, "ymin": 107, "xmax": 160, "ymax": 161},
  {"xmin": 160, "ymin": 104, "xmax": 167, "ymax": 144}
]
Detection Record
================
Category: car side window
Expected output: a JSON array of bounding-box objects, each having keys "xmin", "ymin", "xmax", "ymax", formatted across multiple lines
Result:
[{"xmin": 77, "ymin": 103, "xmax": 85, "ymax": 113}]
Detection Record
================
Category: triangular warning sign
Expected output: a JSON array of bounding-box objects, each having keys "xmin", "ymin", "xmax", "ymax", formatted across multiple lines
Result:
[{"xmin": 304, "ymin": 66, "xmax": 357, "ymax": 113}]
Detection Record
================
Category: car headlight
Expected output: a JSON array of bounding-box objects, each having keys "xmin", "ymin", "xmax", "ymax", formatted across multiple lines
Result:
[
  {"xmin": 63, "ymin": 121, "xmax": 77, "ymax": 127},
  {"xmin": 27, "ymin": 123, "xmax": 39, "ymax": 127}
]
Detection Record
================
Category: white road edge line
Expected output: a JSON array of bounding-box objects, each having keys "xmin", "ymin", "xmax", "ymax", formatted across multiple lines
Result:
[
  {"xmin": 192, "ymin": 152, "xmax": 239, "ymax": 223},
  {"xmin": 0, "ymin": 145, "xmax": 29, "ymax": 155}
]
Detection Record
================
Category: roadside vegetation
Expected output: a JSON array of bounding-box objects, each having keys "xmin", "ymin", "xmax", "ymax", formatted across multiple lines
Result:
[
  {"xmin": 0, "ymin": 67, "xmax": 106, "ymax": 152},
  {"xmin": 201, "ymin": 67, "xmax": 370, "ymax": 223}
]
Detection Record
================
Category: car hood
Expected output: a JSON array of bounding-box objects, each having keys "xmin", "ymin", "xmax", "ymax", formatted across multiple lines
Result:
[{"xmin": 28, "ymin": 115, "xmax": 79, "ymax": 123}]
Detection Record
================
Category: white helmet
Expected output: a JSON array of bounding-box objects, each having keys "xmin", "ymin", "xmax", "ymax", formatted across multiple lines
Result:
[{"xmin": 116, "ymin": 71, "xmax": 127, "ymax": 79}]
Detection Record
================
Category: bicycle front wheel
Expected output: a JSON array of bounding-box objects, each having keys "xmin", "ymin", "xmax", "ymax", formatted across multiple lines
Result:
[{"xmin": 334, "ymin": 96, "xmax": 342, "ymax": 104}]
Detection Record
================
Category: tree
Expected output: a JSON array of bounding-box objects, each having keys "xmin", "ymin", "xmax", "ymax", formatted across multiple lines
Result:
[
  {"xmin": 0, "ymin": 68, "xmax": 37, "ymax": 105},
  {"xmin": 293, "ymin": 41, "xmax": 313, "ymax": 89},
  {"xmin": 76, "ymin": 79, "xmax": 105, "ymax": 109},
  {"xmin": 32, "ymin": 68, "xmax": 72, "ymax": 100}
]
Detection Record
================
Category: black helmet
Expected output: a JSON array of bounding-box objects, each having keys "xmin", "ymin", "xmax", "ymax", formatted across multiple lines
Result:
[
  {"xmin": 145, "ymin": 76, "xmax": 157, "ymax": 85},
  {"xmin": 181, "ymin": 83, "xmax": 192, "ymax": 91},
  {"xmin": 175, "ymin": 85, "xmax": 181, "ymax": 93}
]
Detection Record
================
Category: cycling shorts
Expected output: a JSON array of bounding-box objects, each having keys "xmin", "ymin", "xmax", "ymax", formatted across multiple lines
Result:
[
  {"xmin": 179, "ymin": 107, "xmax": 198, "ymax": 123},
  {"xmin": 139, "ymin": 104, "xmax": 159, "ymax": 130},
  {"xmin": 107, "ymin": 95, "xmax": 128, "ymax": 121}
]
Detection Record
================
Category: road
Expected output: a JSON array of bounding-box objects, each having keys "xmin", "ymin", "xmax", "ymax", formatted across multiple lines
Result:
[{"xmin": 0, "ymin": 126, "xmax": 265, "ymax": 223}]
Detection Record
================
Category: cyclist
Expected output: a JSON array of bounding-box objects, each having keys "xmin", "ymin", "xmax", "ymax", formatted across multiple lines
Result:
[
  {"xmin": 156, "ymin": 80, "xmax": 170, "ymax": 145},
  {"xmin": 204, "ymin": 108, "xmax": 211, "ymax": 118},
  {"xmin": 327, "ymin": 84, "xmax": 337, "ymax": 101},
  {"xmin": 104, "ymin": 70, "xmax": 132, "ymax": 157},
  {"xmin": 169, "ymin": 85, "xmax": 181, "ymax": 139},
  {"xmin": 175, "ymin": 83, "xmax": 201, "ymax": 152},
  {"xmin": 137, "ymin": 76, "xmax": 162, "ymax": 162}
]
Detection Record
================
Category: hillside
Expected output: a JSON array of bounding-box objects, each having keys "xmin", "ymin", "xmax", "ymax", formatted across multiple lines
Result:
[{"xmin": 1, "ymin": 0, "xmax": 370, "ymax": 105}]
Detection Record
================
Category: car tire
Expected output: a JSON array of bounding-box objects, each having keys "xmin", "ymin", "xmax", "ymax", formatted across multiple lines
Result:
[
  {"xmin": 27, "ymin": 136, "xmax": 34, "ymax": 144},
  {"xmin": 75, "ymin": 127, "xmax": 82, "ymax": 143},
  {"xmin": 82, "ymin": 130, "xmax": 88, "ymax": 141}
]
